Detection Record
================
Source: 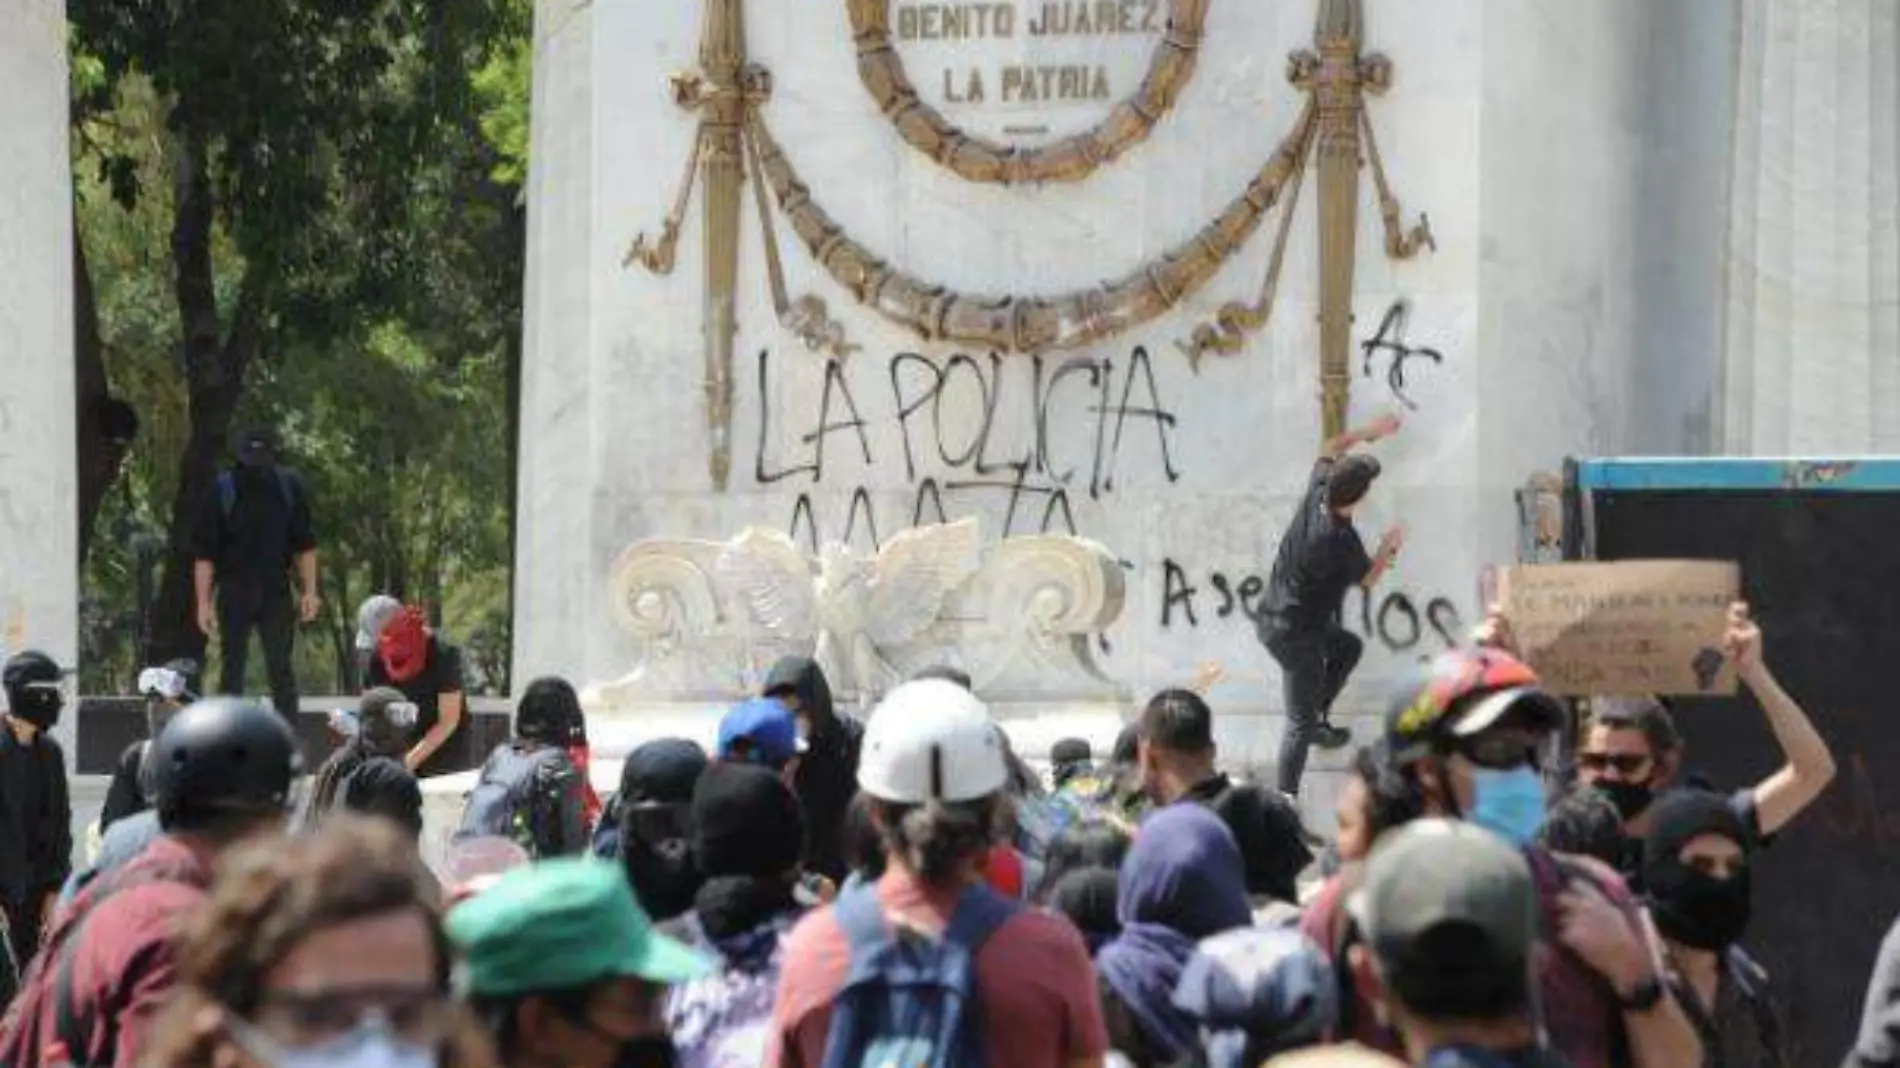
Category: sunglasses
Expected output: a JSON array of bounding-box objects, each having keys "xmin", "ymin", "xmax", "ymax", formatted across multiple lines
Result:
[
  {"xmin": 1577, "ymin": 752, "xmax": 1652, "ymax": 776},
  {"xmin": 1452, "ymin": 735, "xmax": 1541, "ymax": 771}
]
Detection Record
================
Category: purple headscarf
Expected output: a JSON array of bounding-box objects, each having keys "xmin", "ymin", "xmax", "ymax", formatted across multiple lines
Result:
[{"xmin": 1096, "ymin": 802, "xmax": 1253, "ymax": 1061}]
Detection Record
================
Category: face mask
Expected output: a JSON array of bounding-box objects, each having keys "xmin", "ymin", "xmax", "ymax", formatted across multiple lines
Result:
[
  {"xmin": 9, "ymin": 685, "xmax": 62, "ymax": 731},
  {"xmin": 1648, "ymin": 863, "xmax": 1751, "ymax": 950},
  {"xmin": 1596, "ymin": 779, "xmax": 1655, "ymax": 822},
  {"xmin": 1468, "ymin": 765, "xmax": 1547, "ymax": 846},
  {"xmin": 612, "ymin": 1035, "xmax": 679, "ymax": 1068},
  {"xmin": 378, "ymin": 612, "xmax": 429, "ymax": 684},
  {"xmin": 568, "ymin": 1014, "xmax": 679, "ymax": 1068},
  {"xmin": 227, "ymin": 1016, "xmax": 437, "ymax": 1068}
]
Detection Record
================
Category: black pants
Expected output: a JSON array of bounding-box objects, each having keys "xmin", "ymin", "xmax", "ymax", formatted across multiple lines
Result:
[
  {"xmin": 1262, "ymin": 619, "xmax": 1363, "ymax": 796},
  {"xmin": 2, "ymin": 895, "xmax": 41, "ymax": 972},
  {"xmin": 218, "ymin": 585, "xmax": 299, "ymax": 721}
]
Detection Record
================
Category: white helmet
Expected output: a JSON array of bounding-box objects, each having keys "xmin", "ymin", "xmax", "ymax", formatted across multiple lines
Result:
[{"xmin": 858, "ymin": 679, "xmax": 1007, "ymax": 804}]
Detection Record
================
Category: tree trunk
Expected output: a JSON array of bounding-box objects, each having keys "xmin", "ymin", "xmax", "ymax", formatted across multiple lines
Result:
[
  {"xmin": 73, "ymin": 210, "xmax": 125, "ymax": 563},
  {"xmin": 326, "ymin": 564, "xmax": 353, "ymax": 692},
  {"xmin": 144, "ymin": 129, "xmax": 268, "ymax": 664}
]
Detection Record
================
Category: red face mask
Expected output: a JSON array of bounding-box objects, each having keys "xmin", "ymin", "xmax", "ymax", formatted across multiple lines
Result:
[{"xmin": 378, "ymin": 609, "xmax": 430, "ymax": 684}]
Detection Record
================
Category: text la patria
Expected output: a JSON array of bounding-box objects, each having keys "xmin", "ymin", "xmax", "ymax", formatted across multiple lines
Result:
[{"xmin": 898, "ymin": 1, "xmax": 1160, "ymax": 107}]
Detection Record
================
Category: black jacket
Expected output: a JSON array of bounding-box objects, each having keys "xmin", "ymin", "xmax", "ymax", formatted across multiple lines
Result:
[
  {"xmin": 98, "ymin": 742, "xmax": 150, "ymax": 832},
  {"xmin": 0, "ymin": 727, "xmax": 71, "ymax": 903},
  {"xmin": 1183, "ymin": 773, "xmax": 1312, "ymax": 905},
  {"xmin": 765, "ymin": 657, "xmax": 861, "ymax": 882}
]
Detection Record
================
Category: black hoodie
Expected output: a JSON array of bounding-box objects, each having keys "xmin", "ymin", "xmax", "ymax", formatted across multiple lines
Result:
[{"xmin": 764, "ymin": 656, "xmax": 861, "ymax": 882}]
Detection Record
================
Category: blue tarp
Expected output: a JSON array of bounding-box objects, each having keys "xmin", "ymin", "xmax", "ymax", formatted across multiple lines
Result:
[{"xmin": 1573, "ymin": 457, "xmax": 1900, "ymax": 493}]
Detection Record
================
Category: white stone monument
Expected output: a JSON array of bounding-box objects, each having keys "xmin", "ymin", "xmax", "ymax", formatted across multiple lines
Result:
[
  {"xmin": 515, "ymin": 0, "xmax": 1733, "ymax": 811},
  {"xmin": 0, "ymin": 0, "xmax": 81, "ymax": 763}
]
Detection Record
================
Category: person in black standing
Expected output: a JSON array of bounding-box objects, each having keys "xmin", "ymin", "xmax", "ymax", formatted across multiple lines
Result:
[
  {"xmin": 365, "ymin": 603, "xmax": 470, "ymax": 776},
  {"xmin": 191, "ymin": 427, "xmax": 319, "ymax": 720},
  {"xmin": 1258, "ymin": 412, "xmax": 1405, "ymax": 801},
  {"xmin": 1133, "ymin": 688, "xmax": 1314, "ymax": 913},
  {"xmin": 0, "ymin": 650, "xmax": 73, "ymax": 970}
]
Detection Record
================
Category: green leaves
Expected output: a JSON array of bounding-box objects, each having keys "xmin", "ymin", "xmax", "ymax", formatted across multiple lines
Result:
[
  {"xmin": 72, "ymin": 0, "xmax": 528, "ymax": 694},
  {"xmin": 473, "ymin": 24, "xmax": 531, "ymax": 190}
]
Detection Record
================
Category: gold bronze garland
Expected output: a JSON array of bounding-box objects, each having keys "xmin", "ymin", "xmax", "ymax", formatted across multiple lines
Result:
[
  {"xmin": 628, "ymin": 0, "xmax": 1434, "ymax": 490},
  {"xmin": 748, "ymin": 102, "xmax": 1314, "ymax": 354},
  {"xmin": 846, "ymin": 0, "xmax": 1209, "ymax": 184}
]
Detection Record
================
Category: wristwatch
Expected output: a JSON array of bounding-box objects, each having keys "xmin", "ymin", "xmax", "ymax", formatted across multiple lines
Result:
[{"xmin": 1617, "ymin": 975, "xmax": 1666, "ymax": 1013}]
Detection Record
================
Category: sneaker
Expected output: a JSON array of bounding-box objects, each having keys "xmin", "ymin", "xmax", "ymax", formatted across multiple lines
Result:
[{"xmin": 1314, "ymin": 721, "xmax": 1354, "ymax": 750}]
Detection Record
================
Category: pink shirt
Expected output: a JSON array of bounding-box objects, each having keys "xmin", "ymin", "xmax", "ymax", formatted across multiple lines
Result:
[{"xmin": 767, "ymin": 868, "xmax": 1109, "ymax": 1068}]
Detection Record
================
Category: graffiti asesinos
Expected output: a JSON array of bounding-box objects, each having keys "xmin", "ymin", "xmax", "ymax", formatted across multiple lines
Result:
[{"xmin": 1159, "ymin": 558, "xmax": 1464, "ymax": 655}]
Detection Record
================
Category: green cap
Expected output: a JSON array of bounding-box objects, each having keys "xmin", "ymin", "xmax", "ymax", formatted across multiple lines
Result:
[{"xmin": 447, "ymin": 859, "xmax": 712, "ymax": 997}]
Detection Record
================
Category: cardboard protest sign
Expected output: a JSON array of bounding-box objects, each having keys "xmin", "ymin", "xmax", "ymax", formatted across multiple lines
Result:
[{"xmin": 1498, "ymin": 560, "xmax": 1740, "ymax": 696}]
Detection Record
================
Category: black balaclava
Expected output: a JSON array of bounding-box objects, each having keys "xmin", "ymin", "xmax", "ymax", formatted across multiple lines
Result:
[
  {"xmin": 1642, "ymin": 789, "xmax": 1753, "ymax": 951},
  {"xmin": 619, "ymin": 739, "xmax": 709, "ymax": 922},
  {"xmin": 3, "ymin": 652, "xmax": 64, "ymax": 731},
  {"xmin": 690, "ymin": 762, "xmax": 805, "ymax": 940}
]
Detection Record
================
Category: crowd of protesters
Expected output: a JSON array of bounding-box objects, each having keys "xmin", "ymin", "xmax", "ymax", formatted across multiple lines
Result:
[
  {"xmin": 0, "ymin": 417, "xmax": 1885, "ymax": 1068},
  {"xmin": 8, "ymin": 582, "xmax": 1900, "ymax": 1068}
]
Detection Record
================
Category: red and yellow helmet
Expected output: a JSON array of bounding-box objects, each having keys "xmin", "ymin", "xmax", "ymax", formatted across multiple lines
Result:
[{"xmin": 1384, "ymin": 647, "xmax": 1563, "ymax": 764}]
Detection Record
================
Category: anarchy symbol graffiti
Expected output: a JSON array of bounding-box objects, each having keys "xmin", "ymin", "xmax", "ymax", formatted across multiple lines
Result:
[{"xmin": 1359, "ymin": 299, "xmax": 1443, "ymax": 411}]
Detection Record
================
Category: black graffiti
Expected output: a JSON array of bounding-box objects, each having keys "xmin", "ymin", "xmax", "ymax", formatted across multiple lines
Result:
[
  {"xmin": 1359, "ymin": 300, "xmax": 1443, "ymax": 411},
  {"xmin": 1158, "ymin": 559, "xmax": 1463, "ymax": 652},
  {"xmin": 792, "ymin": 474, "xmax": 1081, "ymax": 555},
  {"xmin": 1355, "ymin": 585, "xmax": 1465, "ymax": 653},
  {"xmin": 1162, "ymin": 560, "xmax": 1199, "ymax": 628},
  {"xmin": 1208, "ymin": 573, "xmax": 1266, "ymax": 620},
  {"xmin": 760, "ymin": 344, "xmax": 1183, "ymax": 549},
  {"xmin": 789, "ymin": 491, "xmax": 885, "ymax": 554},
  {"xmin": 806, "ymin": 359, "xmax": 874, "ymax": 471},
  {"xmin": 760, "ymin": 345, "xmax": 1182, "ymax": 496},
  {"xmin": 790, "ymin": 486, "xmax": 893, "ymax": 554}
]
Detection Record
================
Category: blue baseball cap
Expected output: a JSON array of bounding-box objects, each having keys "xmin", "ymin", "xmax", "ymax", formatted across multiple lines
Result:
[{"xmin": 717, "ymin": 697, "xmax": 802, "ymax": 768}]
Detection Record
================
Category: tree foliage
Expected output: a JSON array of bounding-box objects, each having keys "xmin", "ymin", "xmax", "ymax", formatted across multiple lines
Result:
[{"xmin": 72, "ymin": 0, "xmax": 531, "ymax": 696}]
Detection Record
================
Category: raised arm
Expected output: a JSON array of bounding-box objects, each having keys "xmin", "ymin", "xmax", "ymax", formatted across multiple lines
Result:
[
  {"xmin": 1360, "ymin": 525, "xmax": 1405, "ymax": 591},
  {"xmin": 1726, "ymin": 603, "xmax": 1837, "ymax": 836},
  {"xmin": 1322, "ymin": 412, "xmax": 1403, "ymax": 459},
  {"xmin": 1556, "ymin": 879, "xmax": 1705, "ymax": 1068}
]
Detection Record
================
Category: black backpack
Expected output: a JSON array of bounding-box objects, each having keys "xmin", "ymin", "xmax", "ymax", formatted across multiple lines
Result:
[{"xmin": 454, "ymin": 745, "xmax": 572, "ymax": 858}]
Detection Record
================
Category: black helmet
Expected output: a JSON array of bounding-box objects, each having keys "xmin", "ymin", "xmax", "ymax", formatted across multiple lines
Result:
[{"xmin": 150, "ymin": 697, "xmax": 304, "ymax": 830}]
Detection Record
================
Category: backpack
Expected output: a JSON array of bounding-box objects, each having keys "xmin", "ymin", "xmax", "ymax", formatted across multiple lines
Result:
[
  {"xmin": 816, "ymin": 881, "xmax": 1020, "ymax": 1068},
  {"xmin": 216, "ymin": 469, "xmax": 297, "ymax": 519},
  {"xmin": 455, "ymin": 745, "xmax": 572, "ymax": 858}
]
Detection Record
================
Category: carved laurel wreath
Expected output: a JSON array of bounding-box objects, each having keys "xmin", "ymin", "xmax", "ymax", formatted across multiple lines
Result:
[{"xmin": 846, "ymin": 0, "xmax": 1210, "ymax": 184}]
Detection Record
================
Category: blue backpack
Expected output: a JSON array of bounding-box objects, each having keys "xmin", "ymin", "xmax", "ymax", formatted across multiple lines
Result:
[{"xmin": 817, "ymin": 881, "xmax": 1019, "ymax": 1068}]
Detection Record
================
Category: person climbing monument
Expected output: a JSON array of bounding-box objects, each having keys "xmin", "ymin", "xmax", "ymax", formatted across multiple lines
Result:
[{"xmin": 1258, "ymin": 411, "xmax": 1405, "ymax": 801}]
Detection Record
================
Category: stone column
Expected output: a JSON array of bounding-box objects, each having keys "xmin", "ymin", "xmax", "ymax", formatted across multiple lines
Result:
[
  {"xmin": 1721, "ymin": 0, "xmax": 1900, "ymax": 454},
  {"xmin": 0, "ymin": 0, "xmax": 79, "ymax": 758},
  {"xmin": 512, "ymin": 0, "xmax": 600, "ymax": 686}
]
